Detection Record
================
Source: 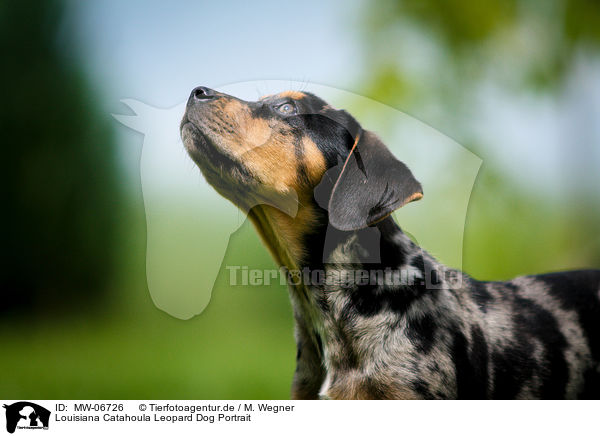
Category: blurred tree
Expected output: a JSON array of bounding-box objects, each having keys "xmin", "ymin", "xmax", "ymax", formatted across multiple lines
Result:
[
  {"xmin": 360, "ymin": 0, "xmax": 600, "ymax": 275},
  {"xmin": 364, "ymin": 0, "xmax": 600, "ymax": 96},
  {"xmin": 0, "ymin": 1, "xmax": 123, "ymax": 316}
]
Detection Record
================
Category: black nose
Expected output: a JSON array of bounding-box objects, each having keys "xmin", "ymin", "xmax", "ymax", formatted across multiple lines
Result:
[{"xmin": 191, "ymin": 86, "xmax": 215, "ymax": 101}]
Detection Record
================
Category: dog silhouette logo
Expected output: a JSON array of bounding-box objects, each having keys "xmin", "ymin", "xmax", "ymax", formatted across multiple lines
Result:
[{"xmin": 3, "ymin": 402, "xmax": 50, "ymax": 433}]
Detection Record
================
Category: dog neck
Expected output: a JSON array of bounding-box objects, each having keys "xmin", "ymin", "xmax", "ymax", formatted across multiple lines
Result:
[
  {"xmin": 246, "ymin": 195, "xmax": 459, "ymax": 377},
  {"xmin": 247, "ymin": 198, "xmax": 421, "ymax": 277},
  {"xmin": 247, "ymin": 197, "xmax": 442, "ymax": 321}
]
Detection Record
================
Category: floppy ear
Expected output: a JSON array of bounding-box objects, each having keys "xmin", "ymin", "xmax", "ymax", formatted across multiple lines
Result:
[{"xmin": 328, "ymin": 131, "xmax": 423, "ymax": 231}]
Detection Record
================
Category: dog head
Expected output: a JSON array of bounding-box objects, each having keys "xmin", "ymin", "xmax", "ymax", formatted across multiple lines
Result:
[{"xmin": 181, "ymin": 88, "xmax": 422, "ymax": 231}]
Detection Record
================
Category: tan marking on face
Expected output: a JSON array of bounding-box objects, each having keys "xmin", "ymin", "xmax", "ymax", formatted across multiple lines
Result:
[
  {"xmin": 240, "ymin": 128, "xmax": 298, "ymax": 193},
  {"xmin": 302, "ymin": 136, "xmax": 327, "ymax": 183},
  {"xmin": 239, "ymin": 114, "xmax": 273, "ymax": 149},
  {"xmin": 216, "ymin": 98, "xmax": 327, "ymax": 194},
  {"xmin": 202, "ymin": 95, "xmax": 325, "ymax": 266},
  {"xmin": 215, "ymin": 99, "xmax": 299, "ymax": 193},
  {"xmin": 280, "ymin": 90, "xmax": 306, "ymax": 100}
]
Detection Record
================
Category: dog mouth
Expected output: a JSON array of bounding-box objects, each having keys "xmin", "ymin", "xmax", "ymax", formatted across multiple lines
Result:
[
  {"xmin": 180, "ymin": 117, "xmax": 215, "ymax": 158},
  {"xmin": 180, "ymin": 115, "xmax": 255, "ymax": 190}
]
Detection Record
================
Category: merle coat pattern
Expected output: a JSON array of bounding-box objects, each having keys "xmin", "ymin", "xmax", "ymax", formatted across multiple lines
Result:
[{"xmin": 180, "ymin": 87, "xmax": 600, "ymax": 399}]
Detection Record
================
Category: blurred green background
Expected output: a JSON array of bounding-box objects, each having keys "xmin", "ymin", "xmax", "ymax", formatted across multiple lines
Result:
[{"xmin": 1, "ymin": 0, "xmax": 599, "ymax": 399}]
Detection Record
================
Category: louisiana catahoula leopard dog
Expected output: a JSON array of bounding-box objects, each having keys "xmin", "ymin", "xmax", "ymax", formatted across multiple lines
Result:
[{"xmin": 180, "ymin": 86, "xmax": 600, "ymax": 399}]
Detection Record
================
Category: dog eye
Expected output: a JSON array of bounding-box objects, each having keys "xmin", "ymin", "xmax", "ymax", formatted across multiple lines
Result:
[{"xmin": 276, "ymin": 103, "xmax": 296, "ymax": 115}]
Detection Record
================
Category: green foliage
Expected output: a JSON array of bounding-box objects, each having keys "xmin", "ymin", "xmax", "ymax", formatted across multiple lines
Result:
[
  {"xmin": 1, "ymin": 1, "xmax": 123, "ymax": 315},
  {"xmin": 1, "ymin": 0, "xmax": 599, "ymax": 400},
  {"xmin": 361, "ymin": 0, "xmax": 600, "ymax": 276},
  {"xmin": 0, "ymin": 217, "xmax": 295, "ymax": 399},
  {"xmin": 366, "ymin": 0, "xmax": 600, "ymax": 92},
  {"xmin": 371, "ymin": 0, "xmax": 517, "ymax": 47}
]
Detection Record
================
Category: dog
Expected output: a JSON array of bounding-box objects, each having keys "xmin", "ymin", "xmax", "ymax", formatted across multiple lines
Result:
[{"xmin": 180, "ymin": 86, "xmax": 600, "ymax": 399}]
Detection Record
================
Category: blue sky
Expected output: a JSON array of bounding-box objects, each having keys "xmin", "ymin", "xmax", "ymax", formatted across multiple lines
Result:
[
  {"xmin": 72, "ymin": 0, "xmax": 362, "ymax": 108},
  {"xmin": 70, "ymin": 0, "xmax": 600, "ymax": 201},
  {"xmin": 65, "ymin": 1, "xmax": 599, "ymax": 314}
]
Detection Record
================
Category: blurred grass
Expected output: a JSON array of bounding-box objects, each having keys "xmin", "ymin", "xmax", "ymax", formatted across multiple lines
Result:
[
  {"xmin": 463, "ymin": 166, "xmax": 600, "ymax": 280},
  {"xmin": 2, "ymin": 180, "xmax": 596, "ymax": 399},
  {"xmin": 2, "ymin": 0, "xmax": 599, "ymax": 402},
  {"xmin": 0, "ymin": 205, "xmax": 296, "ymax": 399}
]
